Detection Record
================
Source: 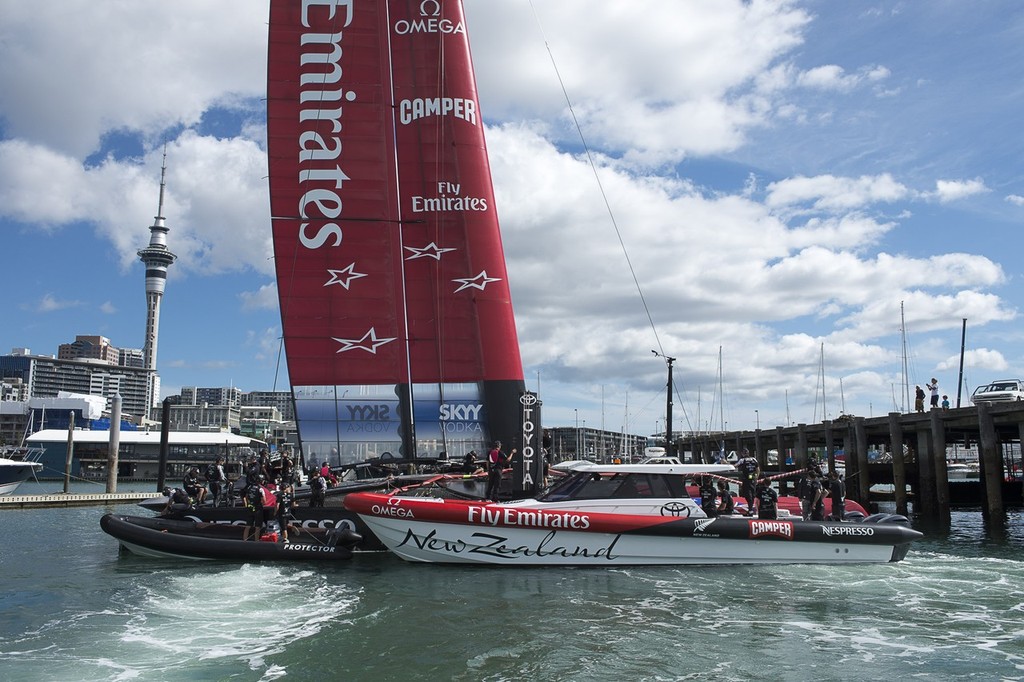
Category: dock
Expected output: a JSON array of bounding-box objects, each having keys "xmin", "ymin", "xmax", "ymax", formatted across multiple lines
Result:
[
  {"xmin": 0, "ymin": 492, "xmax": 155, "ymax": 510},
  {"xmin": 681, "ymin": 402, "xmax": 1024, "ymax": 524}
]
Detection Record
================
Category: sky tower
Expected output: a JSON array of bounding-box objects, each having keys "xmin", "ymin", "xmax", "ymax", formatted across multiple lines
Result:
[{"xmin": 137, "ymin": 149, "xmax": 177, "ymax": 410}]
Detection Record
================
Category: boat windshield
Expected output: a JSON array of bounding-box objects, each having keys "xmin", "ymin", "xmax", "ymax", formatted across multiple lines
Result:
[{"xmin": 538, "ymin": 472, "xmax": 689, "ymax": 502}]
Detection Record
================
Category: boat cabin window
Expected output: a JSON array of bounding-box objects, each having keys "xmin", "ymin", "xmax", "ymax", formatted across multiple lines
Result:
[{"xmin": 539, "ymin": 472, "xmax": 687, "ymax": 502}]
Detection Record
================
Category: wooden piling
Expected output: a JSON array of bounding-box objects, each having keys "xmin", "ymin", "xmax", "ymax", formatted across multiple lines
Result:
[
  {"xmin": 929, "ymin": 409, "xmax": 950, "ymax": 525},
  {"xmin": 916, "ymin": 428, "xmax": 935, "ymax": 518},
  {"xmin": 976, "ymin": 403, "xmax": 1004, "ymax": 520},
  {"xmin": 888, "ymin": 412, "xmax": 908, "ymax": 516}
]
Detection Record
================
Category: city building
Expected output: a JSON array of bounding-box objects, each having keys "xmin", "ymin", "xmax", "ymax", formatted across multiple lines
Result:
[{"xmin": 0, "ymin": 350, "xmax": 152, "ymax": 421}]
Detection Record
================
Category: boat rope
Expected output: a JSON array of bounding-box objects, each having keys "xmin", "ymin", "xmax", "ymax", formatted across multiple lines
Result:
[{"xmin": 527, "ymin": 3, "xmax": 694, "ymax": 434}]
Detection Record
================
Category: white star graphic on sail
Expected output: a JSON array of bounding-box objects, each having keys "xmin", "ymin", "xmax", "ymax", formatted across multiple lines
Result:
[
  {"xmin": 452, "ymin": 270, "xmax": 501, "ymax": 293},
  {"xmin": 332, "ymin": 328, "xmax": 397, "ymax": 354},
  {"xmin": 324, "ymin": 264, "xmax": 367, "ymax": 290},
  {"xmin": 404, "ymin": 242, "xmax": 456, "ymax": 261}
]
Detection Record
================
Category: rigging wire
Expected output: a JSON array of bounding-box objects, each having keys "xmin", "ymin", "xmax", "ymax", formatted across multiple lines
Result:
[{"xmin": 528, "ymin": 1, "xmax": 694, "ymax": 434}]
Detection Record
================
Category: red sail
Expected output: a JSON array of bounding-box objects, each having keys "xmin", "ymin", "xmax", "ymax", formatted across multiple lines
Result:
[{"xmin": 268, "ymin": 0, "xmax": 524, "ymax": 462}]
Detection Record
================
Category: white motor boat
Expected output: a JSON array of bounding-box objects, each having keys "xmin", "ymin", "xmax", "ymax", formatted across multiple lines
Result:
[
  {"xmin": 345, "ymin": 463, "xmax": 923, "ymax": 566},
  {"xmin": 0, "ymin": 447, "xmax": 43, "ymax": 496}
]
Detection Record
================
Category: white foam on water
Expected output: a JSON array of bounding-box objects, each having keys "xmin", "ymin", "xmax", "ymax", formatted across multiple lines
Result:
[{"xmin": 83, "ymin": 564, "xmax": 361, "ymax": 679}]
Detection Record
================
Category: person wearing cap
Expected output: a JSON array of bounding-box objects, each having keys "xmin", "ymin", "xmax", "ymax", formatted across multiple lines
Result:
[
  {"xmin": 182, "ymin": 467, "xmax": 207, "ymax": 505},
  {"xmin": 161, "ymin": 486, "xmax": 192, "ymax": 513}
]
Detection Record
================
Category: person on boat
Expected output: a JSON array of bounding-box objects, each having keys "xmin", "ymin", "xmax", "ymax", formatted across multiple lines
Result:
[
  {"xmin": 259, "ymin": 450, "xmax": 274, "ymax": 483},
  {"xmin": 320, "ymin": 461, "xmax": 338, "ymax": 487},
  {"xmin": 277, "ymin": 450, "xmax": 295, "ymax": 488},
  {"xmin": 699, "ymin": 476, "xmax": 718, "ymax": 517},
  {"xmin": 205, "ymin": 456, "xmax": 227, "ymax": 507},
  {"xmin": 735, "ymin": 449, "xmax": 759, "ymax": 512},
  {"xmin": 485, "ymin": 440, "xmax": 516, "ymax": 501},
  {"xmin": 717, "ymin": 481, "xmax": 735, "ymax": 515},
  {"xmin": 182, "ymin": 467, "xmax": 207, "ymax": 505},
  {"xmin": 827, "ymin": 471, "xmax": 846, "ymax": 521},
  {"xmin": 463, "ymin": 450, "xmax": 483, "ymax": 474},
  {"xmin": 308, "ymin": 468, "xmax": 327, "ymax": 507},
  {"xmin": 755, "ymin": 480, "xmax": 778, "ymax": 519},
  {"xmin": 162, "ymin": 486, "xmax": 192, "ymax": 512},
  {"xmin": 244, "ymin": 475, "xmax": 270, "ymax": 540},
  {"xmin": 804, "ymin": 470, "xmax": 825, "ymax": 521},
  {"xmin": 245, "ymin": 454, "xmax": 262, "ymax": 487},
  {"xmin": 275, "ymin": 478, "xmax": 295, "ymax": 544}
]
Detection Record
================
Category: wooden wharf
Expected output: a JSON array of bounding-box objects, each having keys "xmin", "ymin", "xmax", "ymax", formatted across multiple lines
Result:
[
  {"xmin": 680, "ymin": 402, "xmax": 1024, "ymax": 525},
  {"xmin": 0, "ymin": 492, "xmax": 154, "ymax": 510}
]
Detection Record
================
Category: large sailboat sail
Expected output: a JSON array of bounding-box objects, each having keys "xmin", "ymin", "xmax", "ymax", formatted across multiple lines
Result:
[{"xmin": 267, "ymin": 0, "xmax": 526, "ymax": 466}]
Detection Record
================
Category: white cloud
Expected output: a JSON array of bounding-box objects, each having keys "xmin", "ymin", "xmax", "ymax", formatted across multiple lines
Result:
[
  {"xmin": 240, "ymin": 284, "xmax": 279, "ymax": 312},
  {"xmin": 1006, "ymin": 194, "xmax": 1024, "ymax": 206},
  {"xmin": 765, "ymin": 174, "xmax": 909, "ymax": 212},
  {"xmin": 933, "ymin": 179, "xmax": 988, "ymax": 203}
]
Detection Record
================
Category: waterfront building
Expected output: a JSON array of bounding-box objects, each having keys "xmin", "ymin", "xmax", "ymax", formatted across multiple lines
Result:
[
  {"xmin": 546, "ymin": 426, "xmax": 647, "ymax": 463},
  {"xmin": 25, "ymin": 428, "xmax": 264, "ymax": 481}
]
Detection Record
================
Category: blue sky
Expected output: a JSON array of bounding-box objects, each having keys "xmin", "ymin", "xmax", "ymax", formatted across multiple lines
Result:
[{"xmin": 2, "ymin": 1, "xmax": 1023, "ymax": 436}]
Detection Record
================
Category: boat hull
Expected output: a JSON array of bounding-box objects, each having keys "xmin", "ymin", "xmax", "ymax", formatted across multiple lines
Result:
[
  {"xmin": 0, "ymin": 460, "xmax": 42, "ymax": 496},
  {"xmin": 100, "ymin": 514, "xmax": 358, "ymax": 562},
  {"xmin": 344, "ymin": 493, "xmax": 920, "ymax": 566}
]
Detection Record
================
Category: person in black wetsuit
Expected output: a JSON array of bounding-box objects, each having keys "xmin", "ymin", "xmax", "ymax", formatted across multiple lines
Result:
[
  {"xmin": 717, "ymin": 481, "xmax": 735, "ymax": 515},
  {"xmin": 805, "ymin": 470, "xmax": 825, "ymax": 521},
  {"xmin": 699, "ymin": 476, "xmax": 718, "ymax": 517},
  {"xmin": 276, "ymin": 479, "xmax": 295, "ymax": 543},
  {"xmin": 734, "ymin": 450, "xmax": 759, "ymax": 513},
  {"xmin": 244, "ymin": 476, "xmax": 268, "ymax": 540},
  {"xmin": 161, "ymin": 486, "xmax": 193, "ymax": 513},
  {"xmin": 182, "ymin": 467, "xmax": 207, "ymax": 505},
  {"xmin": 827, "ymin": 471, "xmax": 846, "ymax": 521},
  {"xmin": 308, "ymin": 469, "xmax": 327, "ymax": 508},
  {"xmin": 755, "ymin": 480, "xmax": 778, "ymax": 520}
]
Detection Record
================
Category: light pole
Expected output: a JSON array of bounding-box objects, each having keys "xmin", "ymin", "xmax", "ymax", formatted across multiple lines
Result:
[
  {"xmin": 574, "ymin": 409, "xmax": 579, "ymax": 456},
  {"xmin": 755, "ymin": 410, "xmax": 760, "ymax": 430}
]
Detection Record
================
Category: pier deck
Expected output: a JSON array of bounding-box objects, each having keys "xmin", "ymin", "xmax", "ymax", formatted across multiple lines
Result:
[{"xmin": 0, "ymin": 492, "xmax": 154, "ymax": 510}]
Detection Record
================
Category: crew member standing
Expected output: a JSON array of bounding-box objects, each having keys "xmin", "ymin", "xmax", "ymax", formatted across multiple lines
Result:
[
  {"xmin": 485, "ymin": 440, "xmax": 516, "ymax": 501},
  {"xmin": 735, "ymin": 449, "xmax": 759, "ymax": 513},
  {"xmin": 827, "ymin": 471, "xmax": 846, "ymax": 521}
]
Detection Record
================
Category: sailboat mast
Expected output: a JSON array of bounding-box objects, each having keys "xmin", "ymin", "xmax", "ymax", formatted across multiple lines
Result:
[
  {"xmin": 901, "ymin": 301, "xmax": 910, "ymax": 412},
  {"xmin": 956, "ymin": 318, "xmax": 967, "ymax": 408}
]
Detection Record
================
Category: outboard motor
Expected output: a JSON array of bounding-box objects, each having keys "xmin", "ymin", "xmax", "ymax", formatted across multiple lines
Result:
[
  {"xmin": 862, "ymin": 512, "xmax": 912, "ymax": 526},
  {"xmin": 326, "ymin": 527, "xmax": 363, "ymax": 549}
]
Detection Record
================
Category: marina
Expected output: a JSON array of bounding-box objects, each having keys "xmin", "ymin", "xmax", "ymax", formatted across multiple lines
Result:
[{"xmin": 0, "ymin": 489, "xmax": 1021, "ymax": 679}]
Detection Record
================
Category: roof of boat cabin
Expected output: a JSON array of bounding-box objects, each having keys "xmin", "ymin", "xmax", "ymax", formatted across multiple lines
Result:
[{"xmin": 562, "ymin": 463, "xmax": 736, "ymax": 475}]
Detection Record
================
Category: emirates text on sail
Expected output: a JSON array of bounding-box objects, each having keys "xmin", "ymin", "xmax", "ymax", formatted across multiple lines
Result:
[{"xmin": 296, "ymin": 0, "xmax": 355, "ymax": 251}]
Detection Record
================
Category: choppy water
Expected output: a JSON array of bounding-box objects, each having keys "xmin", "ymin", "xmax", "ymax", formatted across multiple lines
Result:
[{"xmin": 1, "ymin": 483, "xmax": 1022, "ymax": 681}]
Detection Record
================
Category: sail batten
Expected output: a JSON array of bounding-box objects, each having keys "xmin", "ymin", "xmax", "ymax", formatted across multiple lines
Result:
[{"xmin": 268, "ymin": 0, "xmax": 525, "ymax": 463}]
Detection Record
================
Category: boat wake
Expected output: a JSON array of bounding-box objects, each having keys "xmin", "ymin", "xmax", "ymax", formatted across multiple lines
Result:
[{"xmin": 2, "ymin": 564, "xmax": 359, "ymax": 681}]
